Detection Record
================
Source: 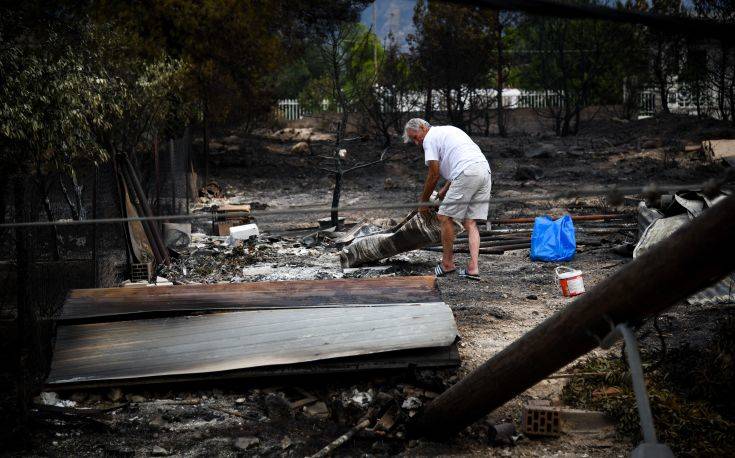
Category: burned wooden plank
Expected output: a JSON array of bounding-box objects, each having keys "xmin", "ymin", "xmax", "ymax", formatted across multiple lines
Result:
[
  {"xmin": 48, "ymin": 302, "xmax": 458, "ymax": 385},
  {"xmin": 60, "ymin": 276, "xmax": 440, "ymax": 322}
]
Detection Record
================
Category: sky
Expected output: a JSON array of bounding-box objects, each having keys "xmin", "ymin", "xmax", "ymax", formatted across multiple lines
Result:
[
  {"xmin": 360, "ymin": 0, "xmax": 697, "ymax": 48},
  {"xmin": 359, "ymin": 0, "xmax": 416, "ymax": 47}
]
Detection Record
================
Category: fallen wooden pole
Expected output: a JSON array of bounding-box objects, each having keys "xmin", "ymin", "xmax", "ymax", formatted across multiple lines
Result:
[
  {"xmin": 426, "ymin": 238, "xmax": 530, "ymax": 251},
  {"xmin": 408, "ymin": 195, "xmax": 735, "ymax": 439},
  {"xmin": 490, "ymin": 214, "xmax": 625, "ymax": 225},
  {"xmin": 456, "ymin": 234, "xmax": 531, "ymax": 242},
  {"xmin": 479, "ymin": 238, "xmax": 529, "ymax": 248},
  {"xmin": 479, "ymin": 243, "xmax": 530, "ymax": 253},
  {"xmin": 119, "ymin": 165, "xmax": 164, "ymax": 265},
  {"xmin": 120, "ymin": 154, "xmax": 170, "ymax": 265},
  {"xmin": 308, "ymin": 418, "xmax": 371, "ymax": 458},
  {"xmin": 476, "ymin": 229, "xmax": 533, "ymax": 236},
  {"xmin": 423, "ymin": 243, "xmax": 530, "ymax": 254}
]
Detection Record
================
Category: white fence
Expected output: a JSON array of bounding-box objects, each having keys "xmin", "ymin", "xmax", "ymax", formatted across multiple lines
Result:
[
  {"xmin": 637, "ymin": 84, "xmax": 731, "ymax": 119},
  {"xmin": 278, "ymin": 85, "xmax": 728, "ymax": 122},
  {"xmin": 276, "ymin": 99, "xmax": 335, "ymax": 121},
  {"xmin": 275, "ymin": 89, "xmax": 566, "ymax": 121},
  {"xmin": 637, "ymin": 88, "xmax": 698, "ymax": 118}
]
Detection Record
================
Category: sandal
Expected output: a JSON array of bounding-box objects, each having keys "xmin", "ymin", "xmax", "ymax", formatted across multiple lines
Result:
[
  {"xmin": 434, "ymin": 264, "xmax": 456, "ymax": 277},
  {"xmin": 458, "ymin": 268, "xmax": 481, "ymax": 281}
]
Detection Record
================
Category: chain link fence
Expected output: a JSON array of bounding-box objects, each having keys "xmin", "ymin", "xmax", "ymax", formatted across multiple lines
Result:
[{"xmin": 0, "ymin": 128, "xmax": 199, "ymax": 440}]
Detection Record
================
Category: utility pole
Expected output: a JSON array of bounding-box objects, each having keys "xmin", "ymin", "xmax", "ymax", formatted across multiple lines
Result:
[{"xmin": 372, "ymin": 2, "xmax": 378, "ymax": 75}]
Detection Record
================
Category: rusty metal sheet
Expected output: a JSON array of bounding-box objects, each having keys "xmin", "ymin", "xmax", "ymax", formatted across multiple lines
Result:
[
  {"xmin": 60, "ymin": 276, "xmax": 440, "ymax": 322},
  {"xmin": 48, "ymin": 302, "xmax": 458, "ymax": 385}
]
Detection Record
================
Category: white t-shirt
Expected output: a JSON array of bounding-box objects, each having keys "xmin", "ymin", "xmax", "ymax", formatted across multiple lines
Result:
[{"xmin": 423, "ymin": 126, "xmax": 489, "ymax": 181}]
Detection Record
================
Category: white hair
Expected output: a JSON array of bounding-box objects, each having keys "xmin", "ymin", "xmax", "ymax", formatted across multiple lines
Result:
[{"xmin": 403, "ymin": 118, "xmax": 431, "ymax": 143}]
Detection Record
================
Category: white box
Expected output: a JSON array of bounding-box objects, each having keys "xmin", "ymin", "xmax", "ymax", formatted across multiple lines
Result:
[{"xmin": 229, "ymin": 223, "xmax": 259, "ymax": 240}]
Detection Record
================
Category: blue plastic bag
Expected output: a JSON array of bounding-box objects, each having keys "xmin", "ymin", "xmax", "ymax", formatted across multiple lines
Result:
[{"xmin": 530, "ymin": 215, "xmax": 576, "ymax": 262}]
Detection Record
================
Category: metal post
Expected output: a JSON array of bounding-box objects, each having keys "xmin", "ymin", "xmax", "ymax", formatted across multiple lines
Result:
[
  {"xmin": 170, "ymin": 138, "xmax": 176, "ymax": 215},
  {"xmin": 92, "ymin": 165, "xmax": 98, "ymax": 287},
  {"xmin": 154, "ymin": 134, "xmax": 160, "ymax": 216},
  {"xmin": 601, "ymin": 324, "xmax": 675, "ymax": 458},
  {"xmin": 184, "ymin": 126, "xmax": 191, "ymax": 215}
]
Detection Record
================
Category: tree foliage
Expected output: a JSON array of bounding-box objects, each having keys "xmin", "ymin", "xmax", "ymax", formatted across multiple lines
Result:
[
  {"xmin": 352, "ymin": 32, "xmax": 419, "ymax": 146},
  {"xmin": 515, "ymin": 3, "xmax": 637, "ymax": 136},
  {"xmin": 408, "ymin": 0, "xmax": 497, "ymax": 130},
  {"xmin": 690, "ymin": 0, "xmax": 735, "ymax": 122}
]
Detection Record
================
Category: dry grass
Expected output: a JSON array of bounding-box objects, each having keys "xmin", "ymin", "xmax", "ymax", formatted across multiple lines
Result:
[{"xmin": 562, "ymin": 319, "xmax": 735, "ymax": 457}]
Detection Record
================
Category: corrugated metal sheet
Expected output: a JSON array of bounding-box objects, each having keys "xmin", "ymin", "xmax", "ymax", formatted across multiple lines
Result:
[
  {"xmin": 60, "ymin": 276, "xmax": 440, "ymax": 322},
  {"xmin": 48, "ymin": 276, "xmax": 459, "ymax": 387},
  {"xmin": 688, "ymin": 273, "xmax": 735, "ymax": 306},
  {"xmin": 635, "ymin": 204, "xmax": 734, "ymax": 307}
]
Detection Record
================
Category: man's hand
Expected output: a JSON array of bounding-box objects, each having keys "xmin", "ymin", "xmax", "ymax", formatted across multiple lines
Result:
[
  {"xmin": 437, "ymin": 181, "xmax": 451, "ymax": 201},
  {"xmin": 419, "ymin": 161, "xmax": 441, "ymax": 206}
]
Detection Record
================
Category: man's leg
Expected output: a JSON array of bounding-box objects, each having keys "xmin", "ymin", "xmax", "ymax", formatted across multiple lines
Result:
[
  {"xmin": 463, "ymin": 218, "xmax": 480, "ymax": 275},
  {"xmin": 437, "ymin": 214, "xmax": 457, "ymax": 271},
  {"xmin": 463, "ymin": 167, "xmax": 491, "ymax": 276}
]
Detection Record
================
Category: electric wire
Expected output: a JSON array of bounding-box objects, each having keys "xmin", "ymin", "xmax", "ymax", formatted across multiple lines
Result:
[{"xmin": 0, "ymin": 174, "xmax": 732, "ymax": 229}]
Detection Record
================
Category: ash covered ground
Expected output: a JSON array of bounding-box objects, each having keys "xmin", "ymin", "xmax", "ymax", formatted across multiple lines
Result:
[{"xmin": 19, "ymin": 115, "xmax": 735, "ymax": 457}]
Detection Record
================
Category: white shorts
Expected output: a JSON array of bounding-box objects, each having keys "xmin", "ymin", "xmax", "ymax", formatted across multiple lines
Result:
[{"xmin": 438, "ymin": 163, "xmax": 492, "ymax": 221}]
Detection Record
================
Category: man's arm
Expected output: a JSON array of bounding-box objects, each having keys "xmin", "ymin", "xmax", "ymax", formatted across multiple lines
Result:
[
  {"xmin": 419, "ymin": 160, "xmax": 441, "ymax": 215},
  {"xmin": 437, "ymin": 180, "xmax": 451, "ymax": 200}
]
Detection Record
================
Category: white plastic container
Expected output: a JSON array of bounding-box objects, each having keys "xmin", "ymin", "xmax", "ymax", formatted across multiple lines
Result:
[
  {"xmin": 555, "ymin": 266, "xmax": 585, "ymax": 297},
  {"xmin": 229, "ymin": 223, "xmax": 259, "ymax": 240}
]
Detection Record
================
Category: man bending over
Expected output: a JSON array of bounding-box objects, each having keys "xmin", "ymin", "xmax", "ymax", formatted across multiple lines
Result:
[{"xmin": 403, "ymin": 118, "xmax": 491, "ymax": 280}]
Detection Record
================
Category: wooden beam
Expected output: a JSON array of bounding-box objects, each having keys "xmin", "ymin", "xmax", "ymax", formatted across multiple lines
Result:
[{"xmin": 490, "ymin": 214, "xmax": 626, "ymax": 225}]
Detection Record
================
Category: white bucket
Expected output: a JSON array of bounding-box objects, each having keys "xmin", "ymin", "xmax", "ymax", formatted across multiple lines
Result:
[{"xmin": 555, "ymin": 266, "xmax": 585, "ymax": 297}]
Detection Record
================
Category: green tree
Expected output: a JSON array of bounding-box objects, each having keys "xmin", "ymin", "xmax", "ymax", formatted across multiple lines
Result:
[
  {"xmin": 650, "ymin": 0, "xmax": 685, "ymax": 114},
  {"xmin": 303, "ymin": 22, "xmax": 382, "ymax": 142},
  {"xmin": 353, "ymin": 32, "xmax": 420, "ymax": 146},
  {"xmin": 100, "ymin": 0, "xmax": 371, "ymax": 181},
  {"xmin": 516, "ymin": 4, "xmax": 632, "ymax": 136},
  {"xmin": 691, "ymin": 0, "xmax": 735, "ymax": 123},
  {"xmin": 618, "ymin": 0, "xmax": 652, "ymax": 119},
  {"xmin": 408, "ymin": 0, "xmax": 497, "ymax": 131},
  {"xmin": 0, "ymin": 18, "xmax": 109, "ymax": 232}
]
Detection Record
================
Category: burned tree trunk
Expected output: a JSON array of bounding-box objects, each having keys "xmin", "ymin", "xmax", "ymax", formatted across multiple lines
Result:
[
  {"xmin": 495, "ymin": 11, "xmax": 507, "ymax": 138},
  {"xmin": 0, "ymin": 168, "xmax": 7, "ymax": 225},
  {"xmin": 13, "ymin": 174, "xmax": 34, "ymax": 427},
  {"xmin": 424, "ymin": 87, "xmax": 433, "ymax": 122},
  {"xmin": 331, "ymin": 171, "xmax": 342, "ymax": 228},
  {"xmin": 34, "ymin": 168, "xmax": 60, "ymax": 261}
]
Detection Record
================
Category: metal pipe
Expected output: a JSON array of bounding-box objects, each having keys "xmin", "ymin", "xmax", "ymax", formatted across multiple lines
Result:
[
  {"xmin": 621, "ymin": 325, "xmax": 658, "ymax": 445},
  {"xmin": 605, "ymin": 324, "xmax": 657, "ymax": 444},
  {"xmin": 408, "ymin": 194, "xmax": 735, "ymax": 439}
]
